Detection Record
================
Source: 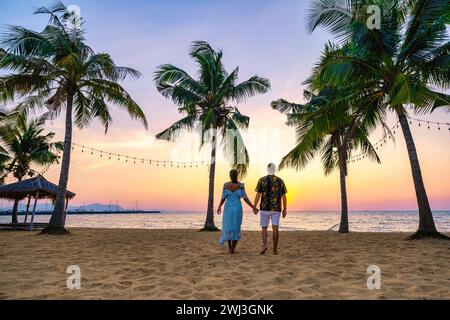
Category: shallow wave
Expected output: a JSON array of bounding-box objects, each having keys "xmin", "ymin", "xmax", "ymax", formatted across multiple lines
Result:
[{"xmin": 1, "ymin": 211, "xmax": 449, "ymax": 232}]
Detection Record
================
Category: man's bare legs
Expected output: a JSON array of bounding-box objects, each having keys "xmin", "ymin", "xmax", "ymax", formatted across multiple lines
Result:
[
  {"xmin": 260, "ymin": 227, "xmax": 269, "ymax": 254},
  {"xmin": 273, "ymin": 225, "xmax": 279, "ymax": 255}
]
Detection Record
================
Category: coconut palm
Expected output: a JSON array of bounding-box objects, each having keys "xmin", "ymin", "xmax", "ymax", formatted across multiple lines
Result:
[
  {"xmin": 0, "ymin": 112, "xmax": 63, "ymax": 224},
  {"xmin": 0, "ymin": 109, "xmax": 11, "ymax": 185},
  {"xmin": 272, "ymin": 82, "xmax": 382, "ymax": 233},
  {"xmin": 154, "ymin": 41, "xmax": 270, "ymax": 231},
  {"xmin": 0, "ymin": 2, "xmax": 148, "ymax": 233},
  {"xmin": 306, "ymin": 0, "xmax": 450, "ymax": 238}
]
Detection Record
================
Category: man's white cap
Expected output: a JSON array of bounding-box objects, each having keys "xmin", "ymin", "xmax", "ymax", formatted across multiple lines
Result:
[{"xmin": 267, "ymin": 163, "xmax": 276, "ymax": 175}]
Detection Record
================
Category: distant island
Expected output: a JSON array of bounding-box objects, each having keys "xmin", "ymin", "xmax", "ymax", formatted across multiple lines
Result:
[{"xmin": 0, "ymin": 203, "xmax": 161, "ymax": 215}]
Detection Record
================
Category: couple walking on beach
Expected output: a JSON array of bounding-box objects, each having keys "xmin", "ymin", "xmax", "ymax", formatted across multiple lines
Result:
[{"xmin": 217, "ymin": 163, "xmax": 287, "ymax": 255}]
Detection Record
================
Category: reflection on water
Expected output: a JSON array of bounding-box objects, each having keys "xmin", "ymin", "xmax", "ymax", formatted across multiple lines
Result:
[{"xmin": 1, "ymin": 211, "xmax": 449, "ymax": 232}]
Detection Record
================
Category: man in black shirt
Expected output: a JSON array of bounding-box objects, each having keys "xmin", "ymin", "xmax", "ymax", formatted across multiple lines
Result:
[{"xmin": 254, "ymin": 163, "xmax": 287, "ymax": 255}]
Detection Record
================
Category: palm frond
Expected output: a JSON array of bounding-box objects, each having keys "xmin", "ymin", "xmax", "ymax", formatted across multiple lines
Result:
[
  {"xmin": 232, "ymin": 76, "xmax": 271, "ymax": 103},
  {"xmin": 155, "ymin": 115, "xmax": 197, "ymax": 142}
]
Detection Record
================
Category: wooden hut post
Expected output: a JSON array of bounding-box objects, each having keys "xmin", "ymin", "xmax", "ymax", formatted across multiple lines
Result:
[
  {"xmin": 23, "ymin": 195, "xmax": 32, "ymax": 223},
  {"xmin": 29, "ymin": 191, "xmax": 40, "ymax": 231}
]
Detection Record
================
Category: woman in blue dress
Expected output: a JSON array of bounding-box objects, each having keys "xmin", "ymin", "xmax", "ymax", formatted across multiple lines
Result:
[{"xmin": 217, "ymin": 170, "xmax": 259, "ymax": 254}]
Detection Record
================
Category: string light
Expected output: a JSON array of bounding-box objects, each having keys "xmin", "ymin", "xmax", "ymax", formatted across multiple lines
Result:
[
  {"xmin": 70, "ymin": 142, "xmax": 209, "ymax": 169},
  {"xmin": 45, "ymin": 115, "xmax": 450, "ymax": 170},
  {"xmin": 349, "ymin": 115, "xmax": 449, "ymax": 164},
  {"xmin": 407, "ymin": 116, "xmax": 450, "ymax": 131},
  {"xmin": 349, "ymin": 121, "xmax": 399, "ymax": 163}
]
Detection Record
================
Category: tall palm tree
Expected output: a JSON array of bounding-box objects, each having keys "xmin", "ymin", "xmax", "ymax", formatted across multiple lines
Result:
[
  {"xmin": 272, "ymin": 83, "xmax": 382, "ymax": 233},
  {"xmin": 306, "ymin": 0, "xmax": 450, "ymax": 239},
  {"xmin": 154, "ymin": 41, "xmax": 270, "ymax": 231},
  {"xmin": 0, "ymin": 2, "xmax": 148, "ymax": 233},
  {"xmin": 0, "ymin": 113, "xmax": 63, "ymax": 224},
  {"xmin": 0, "ymin": 108, "xmax": 11, "ymax": 185}
]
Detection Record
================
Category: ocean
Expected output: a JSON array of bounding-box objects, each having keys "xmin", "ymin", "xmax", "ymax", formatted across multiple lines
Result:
[{"xmin": 1, "ymin": 211, "xmax": 450, "ymax": 232}]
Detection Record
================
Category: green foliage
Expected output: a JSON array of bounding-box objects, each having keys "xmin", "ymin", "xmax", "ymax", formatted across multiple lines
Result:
[
  {"xmin": 306, "ymin": 0, "xmax": 450, "ymax": 114},
  {"xmin": 154, "ymin": 41, "xmax": 270, "ymax": 176},
  {"xmin": 0, "ymin": 111, "xmax": 62, "ymax": 183},
  {"xmin": 0, "ymin": 1, "xmax": 148, "ymax": 133}
]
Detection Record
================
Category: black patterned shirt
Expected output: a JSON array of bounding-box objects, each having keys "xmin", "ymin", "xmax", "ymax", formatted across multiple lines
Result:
[{"xmin": 255, "ymin": 175, "xmax": 287, "ymax": 212}]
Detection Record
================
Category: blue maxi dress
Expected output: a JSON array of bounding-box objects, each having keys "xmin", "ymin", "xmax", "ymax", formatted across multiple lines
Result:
[{"xmin": 219, "ymin": 183, "xmax": 248, "ymax": 245}]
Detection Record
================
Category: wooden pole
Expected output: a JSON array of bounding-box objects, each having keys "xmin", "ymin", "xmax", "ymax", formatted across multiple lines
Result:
[
  {"xmin": 29, "ymin": 191, "xmax": 39, "ymax": 231},
  {"xmin": 23, "ymin": 195, "xmax": 32, "ymax": 223}
]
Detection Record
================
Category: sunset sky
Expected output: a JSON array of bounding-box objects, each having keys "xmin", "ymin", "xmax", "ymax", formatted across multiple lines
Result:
[{"xmin": 1, "ymin": 0, "xmax": 449, "ymax": 211}]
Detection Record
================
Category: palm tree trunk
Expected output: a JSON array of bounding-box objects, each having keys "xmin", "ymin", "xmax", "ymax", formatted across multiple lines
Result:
[
  {"xmin": 203, "ymin": 129, "xmax": 218, "ymax": 231},
  {"xmin": 337, "ymin": 138, "xmax": 349, "ymax": 233},
  {"xmin": 11, "ymin": 177, "xmax": 23, "ymax": 224},
  {"xmin": 43, "ymin": 94, "xmax": 73, "ymax": 234},
  {"xmin": 397, "ymin": 108, "xmax": 442, "ymax": 238},
  {"xmin": 11, "ymin": 199, "xmax": 19, "ymax": 224}
]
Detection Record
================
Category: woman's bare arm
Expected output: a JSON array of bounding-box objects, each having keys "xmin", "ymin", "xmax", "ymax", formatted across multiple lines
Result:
[{"xmin": 217, "ymin": 198, "xmax": 226, "ymax": 215}]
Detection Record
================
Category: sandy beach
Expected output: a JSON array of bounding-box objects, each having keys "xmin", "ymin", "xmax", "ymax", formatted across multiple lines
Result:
[{"xmin": 0, "ymin": 228, "xmax": 449, "ymax": 300}]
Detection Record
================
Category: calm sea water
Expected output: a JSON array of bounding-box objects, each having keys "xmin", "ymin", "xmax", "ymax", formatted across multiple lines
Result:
[{"xmin": 1, "ymin": 211, "xmax": 450, "ymax": 232}]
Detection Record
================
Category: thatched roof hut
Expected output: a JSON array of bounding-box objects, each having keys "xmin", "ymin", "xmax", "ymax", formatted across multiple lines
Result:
[
  {"xmin": 0, "ymin": 175, "xmax": 75, "ymax": 200},
  {"xmin": 0, "ymin": 175, "xmax": 76, "ymax": 231}
]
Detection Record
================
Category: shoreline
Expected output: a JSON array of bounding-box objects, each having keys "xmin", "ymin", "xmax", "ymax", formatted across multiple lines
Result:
[{"xmin": 1, "ymin": 228, "xmax": 449, "ymax": 300}]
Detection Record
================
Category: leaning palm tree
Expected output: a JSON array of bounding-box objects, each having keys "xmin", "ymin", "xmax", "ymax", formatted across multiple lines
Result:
[
  {"xmin": 306, "ymin": 0, "xmax": 450, "ymax": 239},
  {"xmin": 272, "ymin": 83, "xmax": 382, "ymax": 233},
  {"xmin": 0, "ymin": 2, "xmax": 148, "ymax": 233},
  {"xmin": 0, "ymin": 112, "xmax": 63, "ymax": 223},
  {"xmin": 154, "ymin": 41, "xmax": 270, "ymax": 231}
]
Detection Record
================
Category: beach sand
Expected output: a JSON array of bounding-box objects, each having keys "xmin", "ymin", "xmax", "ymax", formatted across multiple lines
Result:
[{"xmin": 0, "ymin": 229, "xmax": 449, "ymax": 300}]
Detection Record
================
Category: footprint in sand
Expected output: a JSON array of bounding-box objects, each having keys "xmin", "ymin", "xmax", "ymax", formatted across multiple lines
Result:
[
  {"xmin": 193, "ymin": 292, "xmax": 214, "ymax": 300},
  {"xmin": 231, "ymin": 288, "xmax": 254, "ymax": 299},
  {"xmin": 134, "ymin": 285, "xmax": 155, "ymax": 292}
]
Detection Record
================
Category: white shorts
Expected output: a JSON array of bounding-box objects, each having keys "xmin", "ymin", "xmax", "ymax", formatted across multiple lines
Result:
[{"xmin": 260, "ymin": 211, "xmax": 281, "ymax": 228}]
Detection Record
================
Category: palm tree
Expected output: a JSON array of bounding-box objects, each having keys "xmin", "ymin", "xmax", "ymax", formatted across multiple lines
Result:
[
  {"xmin": 306, "ymin": 0, "xmax": 450, "ymax": 239},
  {"xmin": 0, "ymin": 2, "xmax": 148, "ymax": 233},
  {"xmin": 0, "ymin": 109, "xmax": 11, "ymax": 185},
  {"xmin": 154, "ymin": 41, "xmax": 270, "ymax": 231},
  {"xmin": 0, "ymin": 113, "xmax": 63, "ymax": 224},
  {"xmin": 272, "ymin": 83, "xmax": 382, "ymax": 233}
]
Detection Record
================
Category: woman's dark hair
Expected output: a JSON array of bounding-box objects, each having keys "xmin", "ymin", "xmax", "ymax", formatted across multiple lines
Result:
[{"xmin": 230, "ymin": 169, "xmax": 239, "ymax": 184}]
